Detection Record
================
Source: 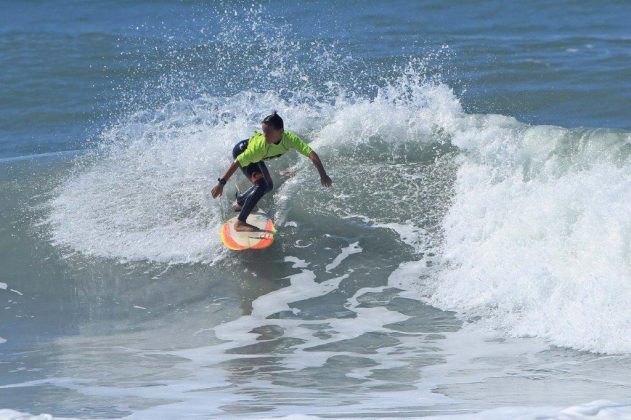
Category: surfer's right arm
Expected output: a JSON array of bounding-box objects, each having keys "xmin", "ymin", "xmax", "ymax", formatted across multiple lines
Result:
[{"xmin": 211, "ymin": 160, "xmax": 240, "ymax": 198}]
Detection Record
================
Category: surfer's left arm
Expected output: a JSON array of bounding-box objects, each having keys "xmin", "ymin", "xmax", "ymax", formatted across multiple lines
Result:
[
  {"xmin": 308, "ymin": 151, "xmax": 332, "ymax": 187},
  {"xmin": 211, "ymin": 160, "xmax": 240, "ymax": 198}
]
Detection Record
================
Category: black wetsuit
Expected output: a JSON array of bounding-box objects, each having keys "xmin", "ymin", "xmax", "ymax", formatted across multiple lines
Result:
[{"xmin": 232, "ymin": 139, "xmax": 273, "ymax": 222}]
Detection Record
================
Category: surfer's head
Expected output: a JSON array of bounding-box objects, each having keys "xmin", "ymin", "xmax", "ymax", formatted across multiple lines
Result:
[{"xmin": 262, "ymin": 111, "xmax": 284, "ymax": 144}]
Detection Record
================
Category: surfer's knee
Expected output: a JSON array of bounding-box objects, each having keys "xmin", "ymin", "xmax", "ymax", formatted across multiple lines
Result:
[
  {"xmin": 251, "ymin": 172, "xmax": 272, "ymax": 193},
  {"xmin": 250, "ymin": 171, "xmax": 264, "ymax": 183}
]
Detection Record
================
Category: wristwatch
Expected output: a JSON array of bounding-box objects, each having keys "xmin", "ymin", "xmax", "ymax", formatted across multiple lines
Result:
[{"xmin": 218, "ymin": 177, "xmax": 227, "ymax": 186}]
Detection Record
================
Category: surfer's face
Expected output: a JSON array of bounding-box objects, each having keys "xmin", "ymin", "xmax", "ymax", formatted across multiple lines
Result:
[{"xmin": 262, "ymin": 123, "xmax": 283, "ymax": 144}]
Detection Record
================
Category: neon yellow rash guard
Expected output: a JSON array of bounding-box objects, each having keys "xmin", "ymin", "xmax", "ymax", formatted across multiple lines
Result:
[{"xmin": 235, "ymin": 130, "xmax": 313, "ymax": 167}]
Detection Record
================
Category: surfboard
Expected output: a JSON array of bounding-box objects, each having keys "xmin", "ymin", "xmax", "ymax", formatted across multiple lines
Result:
[{"xmin": 220, "ymin": 209, "xmax": 276, "ymax": 250}]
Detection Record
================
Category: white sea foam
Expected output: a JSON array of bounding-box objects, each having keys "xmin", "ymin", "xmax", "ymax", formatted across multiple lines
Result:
[
  {"xmin": 0, "ymin": 409, "xmax": 66, "ymax": 420},
  {"xmin": 424, "ymin": 114, "xmax": 631, "ymax": 353},
  {"xmin": 325, "ymin": 241, "xmax": 361, "ymax": 272},
  {"xmin": 319, "ymin": 86, "xmax": 631, "ymax": 355},
  {"xmin": 422, "ymin": 400, "xmax": 631, "ymax": 419},
  {"xmin": 3, "ymin": 399, "xmax": 631, "ymax": 419}
]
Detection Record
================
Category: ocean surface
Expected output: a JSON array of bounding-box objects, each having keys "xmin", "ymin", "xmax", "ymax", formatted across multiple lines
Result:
[{"xmin": 1, "ymin": 0, "xmax": 631, "ymax": 418}]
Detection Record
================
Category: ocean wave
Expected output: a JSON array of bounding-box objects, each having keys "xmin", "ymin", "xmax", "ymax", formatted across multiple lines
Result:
[{"xmin": 45, "ymin": 4, "xmax": 631, "ymax": 356}]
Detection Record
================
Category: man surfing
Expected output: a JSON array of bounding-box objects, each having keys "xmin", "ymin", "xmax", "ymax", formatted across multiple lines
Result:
[{"xmin": 211, "ymin": 112, "xmax": 332, "ymax": 232}]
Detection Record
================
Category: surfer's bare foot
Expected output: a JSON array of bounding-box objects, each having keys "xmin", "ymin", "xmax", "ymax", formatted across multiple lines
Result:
[
  {"xmin": 234, "ymin": 220, "xmax": 260, "ymax": 232},
  {"xmin": 232, "ymin": 201, "xmax": 242, "ymax": 212}
]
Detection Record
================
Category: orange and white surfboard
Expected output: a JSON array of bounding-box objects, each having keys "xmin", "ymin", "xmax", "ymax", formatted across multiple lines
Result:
[{"xmin": 220, "ymin": 210, "xmax": 276, "ymax": 251}]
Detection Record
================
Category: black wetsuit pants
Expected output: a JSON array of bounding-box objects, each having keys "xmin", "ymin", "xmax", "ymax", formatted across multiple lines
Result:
[{"xmin": 232, "ymin": 139, "xmax": 273, "ymax": 222}]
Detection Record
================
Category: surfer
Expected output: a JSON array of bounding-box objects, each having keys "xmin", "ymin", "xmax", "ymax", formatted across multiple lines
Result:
[{"xmin": 211, "ymin": 112, "xmax": 333, "ymax": 232}]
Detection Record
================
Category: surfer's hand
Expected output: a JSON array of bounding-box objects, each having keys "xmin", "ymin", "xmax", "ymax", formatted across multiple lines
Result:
[
  {"xmin": 320, "ymin": 174, "xmax": 332, "ymax": 187},
  {"xmin": 211, "ymin": 183, "xmax": 223, "ymax": 198}
]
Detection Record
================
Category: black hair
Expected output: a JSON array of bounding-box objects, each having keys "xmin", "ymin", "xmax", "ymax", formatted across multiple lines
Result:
[{"xmin": 262, "ymin": 111, "xmax": 284, "ymax": 130}]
